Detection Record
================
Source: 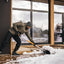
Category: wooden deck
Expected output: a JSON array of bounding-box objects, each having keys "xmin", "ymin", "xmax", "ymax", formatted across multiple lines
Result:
[
  {"xmin": 11, "ymin": 42, "xmax": 64, "ymax": 55},
  {"xmin": 0, "ymin": 42, "xmax": 64, "ymax": 64}
]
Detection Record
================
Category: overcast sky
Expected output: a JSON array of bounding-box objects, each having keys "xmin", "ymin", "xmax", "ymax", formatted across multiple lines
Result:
[{"xmin": 12, "ymin": 0, "xmax": 64, "ymax": 30}]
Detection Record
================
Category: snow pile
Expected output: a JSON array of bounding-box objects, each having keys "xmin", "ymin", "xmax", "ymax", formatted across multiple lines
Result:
[
  {"xmin": 42, "ymin": 46, "xmax": 56, "ymax": 54},
  {"xmin": 23, "ymin": 46, "xmax": 56, "ymax": 55},
  {"xmin": 4, "ymin": 46, "xmax": 64, "ymax": 64}
]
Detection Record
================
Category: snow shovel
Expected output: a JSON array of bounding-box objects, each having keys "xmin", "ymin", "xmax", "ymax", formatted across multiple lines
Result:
[
  {"xmin": 27, "ymin": 40, "xmax": 51, "ymax": 54},
  {"xmin": 27, "ymin": 40, "xmax": 42, "ymax": 50}
]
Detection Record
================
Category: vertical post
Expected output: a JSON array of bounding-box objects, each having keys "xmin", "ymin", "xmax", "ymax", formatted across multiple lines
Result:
[
  {"xmin": 62, "ymin": 14, "xmax": 64, "ymax": 44},
  {"xmin": 30, "ymin": 0, "xmax": 33, "ymax": 37},
  {"xmin": 11, "ymin": 0, "xmax": 12, "ymax": 27},
  {"xmin": 11, "ymin": 0, "xmax": 12, "ymax": 55},
  {"xmin": 49, "ymin": 0, "xmax": 54, "ymax": 45}
]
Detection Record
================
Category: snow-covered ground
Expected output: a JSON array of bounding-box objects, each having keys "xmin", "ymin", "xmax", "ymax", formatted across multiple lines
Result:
[{"xmin": 4, "ymin": 46, "xmax": 64, "ymax": 64}]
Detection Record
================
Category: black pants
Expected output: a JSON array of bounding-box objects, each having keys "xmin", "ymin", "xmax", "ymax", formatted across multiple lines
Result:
[{"xmin": 0, "ymin": 31, "xmax": 21, "ymax": 53}]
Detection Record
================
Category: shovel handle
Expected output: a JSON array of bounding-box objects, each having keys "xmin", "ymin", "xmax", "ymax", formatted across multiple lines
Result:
[
  {"xmin": 27, "ymin": 40, "xmax": 43, "ymax": 51},
  {"xmin": 27, "ymin": 40, "xmax": 40, "ymax": 48},
  {"xmin": 35, "ymin": 45, "xmax": 41, "ymax": 49},
  {"xmin": 27, "ymin": 40, "xmax": 34, "ymax": 45}
]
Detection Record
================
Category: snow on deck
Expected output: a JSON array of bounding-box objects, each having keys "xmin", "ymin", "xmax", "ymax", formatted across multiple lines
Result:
[{"xmin": 4, "ymin": 46, "xmax": 64, "ymax": 64}]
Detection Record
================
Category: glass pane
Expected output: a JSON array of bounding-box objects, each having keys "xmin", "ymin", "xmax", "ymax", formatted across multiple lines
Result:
[
  {"xmin": 33, "ymin": 12, "xmax": 48, "ymax": 43},
  {"xmin": 12, "ymin": 10, "xmax": 30, "ymax": 23},
  {"xmin": 33, "ymin": 2, "xmax": 48, "ymax": 11},
  {"xmin": 54, "ymin": 3, "xmax": 64, "ymax": 43},
  {"xmin": 12, "ymin": 10, "xmax": 30, "ymax": 43},
  {"xmin": 12, "ymin": 0, "xmax": 31, "ymax": 9},
  {"xmin": 54, "ymin": 5, "xmax": 64, "ymax": 13},
  {"xmin": 54, "ymin": 14, "xmax": 62, "ymax": 43}
]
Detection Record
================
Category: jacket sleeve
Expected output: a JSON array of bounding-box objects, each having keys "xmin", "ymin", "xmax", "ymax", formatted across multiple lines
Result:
[
  {"xmin": 13, "ymin": 22, "xmax": 19, "ymax": 32},
  {"xmin": 25, "ymin": 31, "xmax": 35, "ymax": 44},
  {"xmin": 13, "ymin": 21, "xmax": 24, "ymax": 32}
]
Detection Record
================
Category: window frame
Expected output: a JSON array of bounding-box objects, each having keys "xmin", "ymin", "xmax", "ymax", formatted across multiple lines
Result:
[
  {"xmin": 12, "ymin": 0, "xmax": 64, "ymax": 45},
  {"xmin": 12, "ymin": 0, "xmax": 49, "ymax": 44}
]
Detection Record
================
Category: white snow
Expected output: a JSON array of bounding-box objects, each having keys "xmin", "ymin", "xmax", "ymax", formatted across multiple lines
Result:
[
  {"xmin": 4, "ymin": 46, "xmax": 64, "ymax": 64},
  {"xmin": 42, "ymin": 46, "xmax": 56, "ymax": 54},
  {"xmin": 23, "ymin": 50, "xmax": 43, "ymax": 55},
  {"xmin": 23, "ymin": 46, "xmax": 56, "ymax": 55}
]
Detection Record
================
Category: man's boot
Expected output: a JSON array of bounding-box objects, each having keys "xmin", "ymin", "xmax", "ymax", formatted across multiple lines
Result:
[{"xmin": 12, "ymin": 51, "xmax": 20, "ymax": 55}]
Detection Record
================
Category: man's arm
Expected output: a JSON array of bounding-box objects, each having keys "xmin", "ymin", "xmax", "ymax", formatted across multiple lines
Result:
[
  {"xmin": 25, "ymin": 31, "xmax": 35, "ymax": 46},
  {"xmin": 13, "ymin": 21, "xmax": 24, "ymax": 31},
  {"xmin": 13, "ymin": 22, "xmax": 19, "ymax": 32}
]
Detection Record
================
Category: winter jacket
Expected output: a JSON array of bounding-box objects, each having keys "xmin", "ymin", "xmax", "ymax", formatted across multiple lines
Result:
[{"xmin": 9, "ymin": 21, "xmax": 34, "ymax": 43}]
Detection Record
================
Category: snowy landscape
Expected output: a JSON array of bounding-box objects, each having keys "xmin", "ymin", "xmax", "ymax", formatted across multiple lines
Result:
[{"xmin": 4, "ymin": 46, "xmax": 64, "ymax": 64}]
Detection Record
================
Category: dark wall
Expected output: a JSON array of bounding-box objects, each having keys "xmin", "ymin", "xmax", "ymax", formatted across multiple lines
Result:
[
  {"xmin": 62, "ymin": 14, "xmax": 64, "ymax": 23},
  {"xmin": 62, "ymin": 14, "xmax": 64, "ymax": 43},
  {"xmin": 0, "ymin": 0, "xmax": 11, "ymax": 54}
]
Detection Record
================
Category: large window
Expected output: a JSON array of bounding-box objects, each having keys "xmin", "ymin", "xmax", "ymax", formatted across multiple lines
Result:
[
  {"xmin": 12, "ymin": 0, "xmax": 49, "ymax": 44},
  {"xmin": 33, "ymin": 12, "xmax": 48, "ymax": 43},
  {"xmin": 32, "ymin": 1, "xmax": 49, "ymax": 43},
  {"xmin": 12, "ymin": 10, "xmax": 31, "ymax": 43},
  {"xmin": 54, "ymin": 4, "xmax": 64, "ymax": 44},
  {"xmin": 54, "ymin": 14, "xmax": 62, "ymax": 43},
  {"xmin": 54, "ymin": 5, "xmax": 64, "ymax": 13},
  {"xmin": 12, "ymin": 0, "xmax": 31, "ymax": 9},
  {"xmin": 33, "ymin": 2, "xmax": 48, "ymax": 11},
  {"xmin": 12, "ymin": 10, "xmax": 30, "ymax": 23},
  {"xmin": 12, "ymin": 0, "xmax": 31, "ymax": 43}
]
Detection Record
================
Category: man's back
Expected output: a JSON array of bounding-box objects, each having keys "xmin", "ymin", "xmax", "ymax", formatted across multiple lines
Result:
[{"xmin": 9, "ymin": 21, "xmax": 26, "ymax": 35}]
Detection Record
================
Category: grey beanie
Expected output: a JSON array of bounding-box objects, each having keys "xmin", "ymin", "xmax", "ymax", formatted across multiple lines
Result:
[{"xmin": 26, "ymin": 22, "xmax": 32, "ymax": 27}]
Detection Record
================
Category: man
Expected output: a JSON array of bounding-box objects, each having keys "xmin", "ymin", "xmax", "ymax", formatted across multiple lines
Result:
[{"xmin": 0, "ymin": 21, "xmax": 35, "ymax": 55}]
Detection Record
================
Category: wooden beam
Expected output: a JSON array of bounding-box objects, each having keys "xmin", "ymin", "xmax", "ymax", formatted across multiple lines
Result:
[
  {"xmin": 32, "ymin": 0, "xmax": 48, "ymax": 3},
  {"xmin": 54, "ymin": 1, "xmax": 64, "ymax": 5},
  {"xmin": 12, "ymin": 8, "xmax": 64, "ymax": 14},
  {"xmin": 49, "ymin": 0, "xmax": 54, "ymax": 45},
  {"xmin": 11, "ymin": 0, "xmax": 12, "ymax": 55},
  {"xmin": 62, "ymin": 14, "xmax": 64, "ymax": 43}
]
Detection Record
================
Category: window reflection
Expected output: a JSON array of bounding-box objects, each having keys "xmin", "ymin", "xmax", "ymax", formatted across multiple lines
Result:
[
  {"xmin": 54, "ymin": 14, "xmax": 62, "ymax": 43},
  {"xmin": 33, "ymin": 2, "xmax": 48, "ymax": 11},
  {"xmin": 54, "ymin": 5, "xmax": 64, "ymax": 13},
  {"xmin": 12, "ymin": 0, "xmax": 31, "ymax": 9},
  {"xmin": 12, "ymin": 10, "xmax": 30, "ymax": 23},
  {"xmin": 33, "ymin": 12, "xmax": 48, "ymax": 43},
  {"xmin": 54, "ymin": 3, "xmax": 64, "ymax": 43}
]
